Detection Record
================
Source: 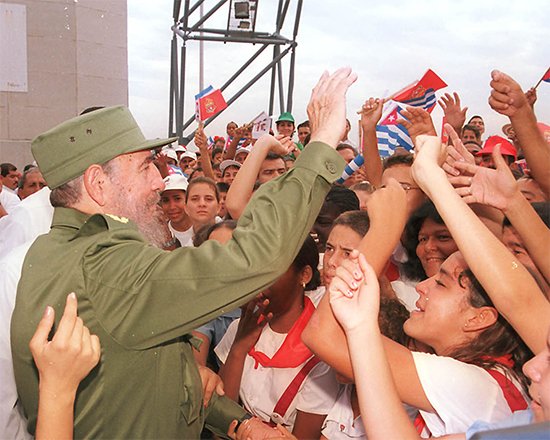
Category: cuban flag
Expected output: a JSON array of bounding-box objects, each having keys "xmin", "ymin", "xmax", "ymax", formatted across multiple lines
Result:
[
  {"xmin": 376, "ymin": 101, "xmax": 413, "ymax": 157},
  {"xmin": 542, "ymin": 67, "xmax": 550, "ymax": 83},
  {"xmin": 392, "ymin": 69, "xmax": 447, "ymax": 113}
]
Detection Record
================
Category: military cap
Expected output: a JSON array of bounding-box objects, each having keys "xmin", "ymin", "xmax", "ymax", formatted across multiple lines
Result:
[{"xmin": 32, "ymin": 105, "xmax": 177, "ymax": 189}]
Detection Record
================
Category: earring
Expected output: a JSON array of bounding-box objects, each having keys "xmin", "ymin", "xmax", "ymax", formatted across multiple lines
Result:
[{"xmin": 301, "ymin": 282, "xmax": 306, "ymax": 288}]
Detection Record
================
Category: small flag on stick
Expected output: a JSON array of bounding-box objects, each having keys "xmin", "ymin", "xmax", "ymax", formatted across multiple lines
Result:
[{"xmin": 195, "ymin": 86, "xmax": 228, "ymax": 121}]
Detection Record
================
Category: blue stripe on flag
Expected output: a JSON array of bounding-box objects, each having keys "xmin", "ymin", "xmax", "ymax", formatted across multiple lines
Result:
[{"xmin": 401, "ymin": 88, "xmax": 436, "ymax": 110}]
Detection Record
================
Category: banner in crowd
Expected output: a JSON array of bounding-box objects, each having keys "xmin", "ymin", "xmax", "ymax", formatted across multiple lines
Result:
[
  {"xmin": 251, "ymin": 111, "xmax": 272, "ymax": 138},
  {"xmin": 392, "ymin": 69, "xmax": 447, "ymax": 112},
  {"xmin": 195, "ymin": 86, "xmax": 228, "ymax": 121},
  {"xmin": 377, "ymin": 69, "xmax": 447, "ymax": 156}
]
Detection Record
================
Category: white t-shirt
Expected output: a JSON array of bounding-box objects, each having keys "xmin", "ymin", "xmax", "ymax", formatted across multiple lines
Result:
[
  {"xmin": 169, "ymin": 223, "xmax": 194, "ymax": 247},
  {"xmin": 321, "ymin": 384, "xmax": 365, "ymax": 439},
  {"xmin": 0, "ymin": 187, "xmax": 21, "ymax": 214},
  {"xmin": 412, "ymin": 351, "xmax": 528, "ymax": 437},
  {"xmin": 0, "ymin": 188, "xmax": 53, "ymax": 259},
  {"xmin": 215, "ymin": 291, "xmax": 338, "ymax": 431}
]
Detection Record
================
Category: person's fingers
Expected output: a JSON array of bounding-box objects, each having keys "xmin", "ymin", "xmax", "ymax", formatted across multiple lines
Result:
[
  {"xmin": 455, "ymin": 186, "xmax": 473, "ymax": 197},
  {"xmin": 453, "ymin": 92, "xmax": 461, "ymax": 106},
  {"xmin": 447, "ymin": 175, "xmax": 474, "ymax": 187},
  {"xmin": 357, "ymin": 253, "xmax": 377, "ymax": 289},
  {"xmin": 90, "ymin": 334, "xmax": 101, "ymax": 365},
  {"xmin": 329, "ymin": 276, "xmax": 356, "ymax": 299},
  {"xmin": 453, "ymin": 161, "xmax": 478, "ymax": 175},
  {"xmin": 29, "ymin": 306, "xmax": 55, "ymax": 354},
  {"xmin": 215, "ymin": 379, "xmax": 225, "ymax": 397},
  {"xmin": 490, "ymin": 89, "xmax": 513, "ymax": 105},
  {"xmin": 54, "ymin": 292, "xmax": 78, "ymax": 345},
  {"xmin": 491, "ymin": 144, "xmax": 509, "ymax": 171},
  {"xmin": 227, "ymin": 419, "xmax": 238, "ymax": 439}
]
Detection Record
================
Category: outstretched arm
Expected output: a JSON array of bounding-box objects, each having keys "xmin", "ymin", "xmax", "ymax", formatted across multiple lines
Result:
[
  {"xmin": 451, "ymin": 143, "xmax": 550, "ymax": 292},
  {"xmin": 31, "ymin": 293, "xmax": 101, "ymax": 440},
  {"xmin": 488, "ymin": 70, "xmax": 550, "ymax": 198},
  {"xmin": 303, "ymin": 181, "xmax": 432, "ymax": 410},
  {"xmin": 358, "ymin": 98, "xmax": 385, "ymax": 187},
  {"xmin": 329, "ymin": 252, "xmax": 420, "ymax": 440},
  {"xmin": 225, "ymin": 135, "xmax": 294, "ymax": 220},
  {"xmin": 411, "ymin": 128, "xmax": 549, "ymax": 353}
]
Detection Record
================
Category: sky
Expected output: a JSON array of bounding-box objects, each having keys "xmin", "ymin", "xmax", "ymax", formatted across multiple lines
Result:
[{"xmin": 127, "ymin": 0, "xmax": 550, "ymax": 146}]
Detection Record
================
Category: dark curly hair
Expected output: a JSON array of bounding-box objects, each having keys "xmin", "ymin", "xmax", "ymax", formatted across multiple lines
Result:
[
  {"xmin": 401, "ymin": 201, "xmax": 445, "ymax": 281},
  {"xmin": 447, "ymin": 268, "xmax": 531, "ymax": 394}
]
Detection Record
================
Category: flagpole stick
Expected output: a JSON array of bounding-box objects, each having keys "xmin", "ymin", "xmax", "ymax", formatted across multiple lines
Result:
[{"xmin": 533, "ymin": 77, "xmax": 544, "ymax": 90}]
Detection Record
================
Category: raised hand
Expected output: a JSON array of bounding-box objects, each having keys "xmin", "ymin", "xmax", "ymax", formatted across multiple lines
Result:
[
  {"xmin": 525, "ymin": 87, "xmax": 537, "ymax": 108},
  {"xmin": 438, "ymin": 92, "xmax": 467, "ymax": 131},
  {"xmin": 194, "ymin": 122, "xmax": 208, "ymax": 151},
  {"xmin": 272, "ymin": 135, "xmax": 296, "ymax": 156},
  {"xmin": 329, "ymin": 251, "xmax": 380, "ymax": 333},
  {"xmin": 410, "ymin": 134, "xmax": 447, "ymax": 194},
  {"xmin": 443, "ymin": 123, "xmax": 476, "ymax": 178},
  {"xmin": 358, "ymin": 97, "xmax": 385, "ymax": 130},
  {"xmin": 233, "ymin": 294, "xmax": 273, "ymax": 350},
  {"xmin": 397, "ymin": 106, "xmax": 437, "ymax": 144},
  {"xmin": 452, "ymin": 144, "xmax": 519, "ymax": 210},
  {"xmin": 366, "ymin": 178, "xmax": 407, "ymax": 234},
  {"xmin": 307, "ymin": 67, "xmax": 358, "ymax": 147},
  {"xmin": 488, "ymin": 70, "xmax": 530, "ymax": 118},
  {"xmin": 29, "ymin": 292, "xmax": 101, "ymax": 393}
]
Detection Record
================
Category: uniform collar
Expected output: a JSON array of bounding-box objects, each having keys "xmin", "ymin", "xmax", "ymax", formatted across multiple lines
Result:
[{"xmin": 51, "ymin": 207, "xmax": 92, "ymax": 232}]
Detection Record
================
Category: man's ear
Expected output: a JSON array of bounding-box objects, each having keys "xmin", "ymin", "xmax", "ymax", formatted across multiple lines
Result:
[
  {"xmin": 83, "ymin": 165, "xmax": 108, "ymax": 206},
  {"xmin": 463, "ymin": 306, "xmax": 498, "ymax": 333}
]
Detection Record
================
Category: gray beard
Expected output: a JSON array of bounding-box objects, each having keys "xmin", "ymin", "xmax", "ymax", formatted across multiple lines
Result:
[{"xmin": 113, "ymin": 194, "xmax": 171, "ymax": 249}]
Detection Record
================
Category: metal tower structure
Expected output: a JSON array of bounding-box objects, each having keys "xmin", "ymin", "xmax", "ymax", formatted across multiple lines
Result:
[{"xmin": 169, "ymin": 0, "xmax": 303, "ymax": 144}]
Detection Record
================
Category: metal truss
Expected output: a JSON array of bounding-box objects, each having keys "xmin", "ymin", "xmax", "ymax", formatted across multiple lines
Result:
[{"xmin": 169, "ymin": 0, "xmax": 303, "ymax": 143}]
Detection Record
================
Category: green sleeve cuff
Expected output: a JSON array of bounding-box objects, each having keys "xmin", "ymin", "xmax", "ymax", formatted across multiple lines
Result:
[
  {"xmin": 294, "ymin": 141, "xmax": 346, "ymax": 183},
  {"xmin": 204, "ymin": 394, "xmax": 249, "ymax": 439}
]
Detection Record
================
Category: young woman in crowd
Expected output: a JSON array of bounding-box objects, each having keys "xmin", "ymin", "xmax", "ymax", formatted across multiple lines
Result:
[
  {"xmin": 215, "ymin": 235, "xmax": 339, "ymax": 440},
  {"xmin": 182, "ymin": 176, "xmax": 220, "ymax": 247},
  {"xmin": 393, "ymin": 201, "xmax": 459, "ymax": 311}
]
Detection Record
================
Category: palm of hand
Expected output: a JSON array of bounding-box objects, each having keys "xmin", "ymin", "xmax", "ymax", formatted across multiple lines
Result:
[{"xmin": 470, "ymin": 167, "xmax": 517, "ymax": 210}]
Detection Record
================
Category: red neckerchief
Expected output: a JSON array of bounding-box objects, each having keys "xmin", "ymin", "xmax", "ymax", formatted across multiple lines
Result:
[{"xmin": 248, "ymin": 296, "xmax": 315, "ymax": 369}]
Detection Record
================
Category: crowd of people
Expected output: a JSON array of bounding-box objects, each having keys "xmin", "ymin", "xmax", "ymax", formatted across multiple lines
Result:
[{"xmin": 0, "ymin": 67, "xmax": 549, "ymax": 440}]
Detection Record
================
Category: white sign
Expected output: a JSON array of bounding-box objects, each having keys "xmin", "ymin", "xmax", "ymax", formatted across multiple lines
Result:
[
  {"xmin": 251, "ymin": 111, "xmax": 272, "ymax": 139},
  {"xmin": 0, "ymin": 3, "xmax": 27, "ymax": 92}
]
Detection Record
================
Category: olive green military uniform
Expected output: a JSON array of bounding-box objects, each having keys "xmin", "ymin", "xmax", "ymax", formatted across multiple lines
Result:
[{"xmin": 11, "ymin": 142, "xmax": 344, "ymax": 439}]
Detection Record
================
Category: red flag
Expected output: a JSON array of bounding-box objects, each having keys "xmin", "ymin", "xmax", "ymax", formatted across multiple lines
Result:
[
  {"xmin": 392, "ymin": 69, "xmax": 447, "ymax": 112},
  {"xmin": 542, "ymin": 67, "xmax": 550, "ymax": 83},
  {"xmin": 195, "ymin": 88, "xmax": 227, "ymax": 121}
]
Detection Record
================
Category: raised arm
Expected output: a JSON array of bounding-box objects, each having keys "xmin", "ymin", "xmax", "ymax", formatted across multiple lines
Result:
[
  {"xmin": 489, "ymin": 70, "xmax": 550, "ymax": 198},
  {"xmin": 225, "ymin": 135, "xmax": 294, "ymax": 220},
  {"xmin": 358, "ymin": 98, "xmax": 384, "ymax": 187},
  {"xmin": 31, "ymin": 293, "xmax": 101, "ymax": 440},
  {"xmin": 451, "ymin": 144, "xmax": 550, "ymax": 292},
  {"xmin": 411, "ymin": 128, "xmax": 550, "ymax": 353},
  {"xmin": 194, "ymin": 123, "xmax": 215, "ymax": 181},
  {"xmin": 329, "ymin": 252, "xmax": 420, "ymax": 440}
]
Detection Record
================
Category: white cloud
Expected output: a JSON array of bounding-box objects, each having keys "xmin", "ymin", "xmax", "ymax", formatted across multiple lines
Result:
[{"xmin": 128, "ymin": 0, "xmax": 550, "ymax": 143}]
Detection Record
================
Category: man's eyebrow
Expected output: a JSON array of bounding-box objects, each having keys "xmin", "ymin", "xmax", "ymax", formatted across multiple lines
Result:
[{"xmin": 139, "ymin": 152, "xmax": 156, "ymax": 169}]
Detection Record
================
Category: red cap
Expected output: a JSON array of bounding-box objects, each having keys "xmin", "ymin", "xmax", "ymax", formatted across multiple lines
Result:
[{"xmin": 476, "ymin": 135, "xmax": 517, "ymax": 160}]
